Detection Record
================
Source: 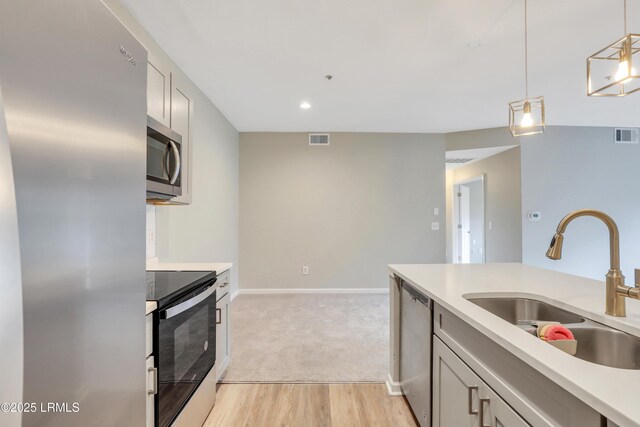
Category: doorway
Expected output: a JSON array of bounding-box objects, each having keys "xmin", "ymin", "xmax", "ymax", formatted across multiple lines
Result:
[{"xmin": 452, "ymin": 175, "xmax": 485, "ymax": 264}]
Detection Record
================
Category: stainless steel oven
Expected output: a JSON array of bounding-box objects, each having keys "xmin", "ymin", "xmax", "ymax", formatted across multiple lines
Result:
[
  {"xmin": 147, "ymin": 271, "xmax": 217, "ymax": 427},
  {"xmin": 147, "ymin": 115, "xmax": 182, "ymax": 200}
]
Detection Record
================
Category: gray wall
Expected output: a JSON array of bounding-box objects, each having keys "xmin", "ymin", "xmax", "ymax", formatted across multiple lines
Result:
[
  {"xmin": 447, "ymin": 147, "xmax": 522, "ymax": 263},
  {"xmin": 240, "ymin": 132, "xmax": 446, "ymax": 290},
  {"xmin": 522, "ymin": 126, "xmax": 640, "ymax": 281},
  {"xmin": 107, "ymin": 1, "xmax": 240, "ymax": 293}
]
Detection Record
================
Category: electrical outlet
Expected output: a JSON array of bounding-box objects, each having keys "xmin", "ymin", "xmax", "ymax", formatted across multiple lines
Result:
[
  {"xmin": 302, "ymin": 266, "xmax": 309, "ymax": 275},
  {"xmin": 431, "ymin": 222, "xmax": 440, "ymax": 231}
]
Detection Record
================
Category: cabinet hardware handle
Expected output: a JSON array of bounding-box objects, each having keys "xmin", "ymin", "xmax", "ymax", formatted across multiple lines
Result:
[
  {"xmin": 479, "ymin": 398, "xmax": 490, "ymax": 427},
  {"xmin": 220, "ymin": 281, "xmax": 229, "ymax": 288},
  {"xmin": 216, "ymin": 308, "xmax": 222, "ymax": 324},
  {"xmin": 147, "ymin": 367, "xmax": 158, "ymax": 395},
  {"xmin": 467, "ymin": 385, "xmax": 478, "ymax": 415}
]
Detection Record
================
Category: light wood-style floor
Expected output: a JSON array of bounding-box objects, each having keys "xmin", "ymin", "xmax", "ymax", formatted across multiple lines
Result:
[{"xmin": 203, "ymin": 383, "xmax": 418, "ymax": 427}]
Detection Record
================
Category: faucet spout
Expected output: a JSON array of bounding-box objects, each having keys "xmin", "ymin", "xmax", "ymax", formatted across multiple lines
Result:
[
  {"xmin": 546, "ymin": 209, "xmax": 631, "ymax": 317},
  {"xmin": 545, "ymin": 233, "xmax": 564, "ymax": 260},
  {"xmin": 547, "ymin": 209, "xmax": 621, "ymax": 271}
]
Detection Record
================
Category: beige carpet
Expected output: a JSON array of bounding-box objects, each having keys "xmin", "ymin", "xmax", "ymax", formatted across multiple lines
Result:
[{"xmin": 220, "ymin": 293, "xmax": 389, "ymax": 383}]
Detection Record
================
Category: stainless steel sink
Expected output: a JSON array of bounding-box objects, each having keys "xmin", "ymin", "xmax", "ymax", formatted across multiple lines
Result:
[
  {"xmin": 466, "ymin": 296, "xmax": 640, "ymax": 370},
  {"xmin": 571, "ymin": 325, "xmax": 640, "ymax": 369},
  {"xmin": 466, "ymin": 297, "xmax": 585, "ymax": 325}
]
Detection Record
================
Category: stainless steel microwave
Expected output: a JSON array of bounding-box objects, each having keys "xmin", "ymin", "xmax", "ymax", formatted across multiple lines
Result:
[{"xmin": 147, "ymin": 116, "xmax": 182, "ymax": 200}]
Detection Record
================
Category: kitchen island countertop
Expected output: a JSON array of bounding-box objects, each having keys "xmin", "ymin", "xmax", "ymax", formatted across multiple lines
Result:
[{"xmin": 388, "ymin": 263, "xmax": 640, "ymax": 427}]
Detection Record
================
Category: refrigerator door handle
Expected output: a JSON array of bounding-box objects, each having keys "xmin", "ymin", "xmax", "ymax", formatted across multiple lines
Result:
[{"xmin": 168, "ymin": 140, "xmax": 180, "ymax": 185}]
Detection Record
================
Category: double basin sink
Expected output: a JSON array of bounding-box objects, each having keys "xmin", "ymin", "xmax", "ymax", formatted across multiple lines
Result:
[{"xmin": 466, "ymin": 296, "xmax": 640, "ymax": 370}]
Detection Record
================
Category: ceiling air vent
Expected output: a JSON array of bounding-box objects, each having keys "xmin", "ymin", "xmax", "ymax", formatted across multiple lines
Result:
[
  {"xmin": 614, "ymin": 128, "xmax": 639, "ymax": 144},
  {"xmin": 446, "ymin": 158, "xmax": 474, "ymax": 164},
  {"xmin": 309, "ymin": 133, "xmax": 330, "ymax": 146}
]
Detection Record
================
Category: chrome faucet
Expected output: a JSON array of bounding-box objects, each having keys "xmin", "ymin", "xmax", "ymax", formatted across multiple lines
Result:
[{"xmin": 546, "ymin": 209, "xmax": 640, "ymax": 317}]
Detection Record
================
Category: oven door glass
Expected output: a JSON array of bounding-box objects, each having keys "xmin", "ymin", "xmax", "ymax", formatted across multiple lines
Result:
[{"xmin": 157, "ymin": 284, "xmax": 216, "ymax": 427}]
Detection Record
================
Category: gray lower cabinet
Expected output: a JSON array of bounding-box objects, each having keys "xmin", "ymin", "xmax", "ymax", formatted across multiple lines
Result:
[
  {"xmin": 434, "ymin": 304, "xmax": 603, "ymax": 427},
  {"xmin": 146, "ymin": 355, "xmax": 155, "ymax": 427},
  {"xmin": 215, "ymin": 270, "xmax": 231, "ymax": 382},
  {"xmin": 433, "ymin": 337, "xmax": 527, "ymax": 427}
]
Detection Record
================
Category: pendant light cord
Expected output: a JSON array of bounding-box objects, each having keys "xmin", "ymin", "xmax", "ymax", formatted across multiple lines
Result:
[
  {"xmin": 524, "ymin": 0, "xmax": 529, "ymax": 98},
  {"xmin": 624, "ymin": 0, "xmax": 627, "ymax": 35}
]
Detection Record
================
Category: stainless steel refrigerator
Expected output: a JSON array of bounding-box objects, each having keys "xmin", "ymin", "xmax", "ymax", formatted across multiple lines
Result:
[{"xmin": 0, "ymin": 1, "xmax": 147, "ymax": 426}]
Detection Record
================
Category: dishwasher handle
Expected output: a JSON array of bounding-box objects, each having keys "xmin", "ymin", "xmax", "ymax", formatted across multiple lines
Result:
[{"xmin": 401, "ymin": 280, "xmax": 432, "ymax": 307}]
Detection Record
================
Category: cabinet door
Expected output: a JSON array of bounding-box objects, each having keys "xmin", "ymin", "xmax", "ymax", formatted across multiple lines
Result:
[
  {"xmin": 434, "ymin": 337, "xmax": 529, "ymax": 427},
  {"xmin": 480, "ymin": 385, "xmax": 529, "ymax": 427},
  {"xmin": 215, "ymin": 291, "xmax": 230, "ymax": 381},
  {"xmin": 146, "ymin": 355, "xmax": 156, "ymax": 427},
  {"xmin": 433, "ymin": 337, "xmax": 479, "ymax": 427},
  {"xmin": 169, "ymin": 73, "xmax": 192, "ymax": 204},
  {"xmin": 147, "ymin": 54, "xmax": 170, "ymax": 127}
]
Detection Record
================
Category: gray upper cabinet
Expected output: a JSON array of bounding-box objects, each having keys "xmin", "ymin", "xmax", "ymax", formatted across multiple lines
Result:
[
  {"xmin": 169, "ymin": 73, "xmax": 192, "ymax": 204},
  {"xmin": 146, "ymin": 55, "xmax": 193, "ymax": 204},
  {"xmin": 433, "ymin": 337, "xmax": 528, "ymax": 427},
  {"xmin": 146, "ymin": 53, "xmax": 170, "ymax": 127}
]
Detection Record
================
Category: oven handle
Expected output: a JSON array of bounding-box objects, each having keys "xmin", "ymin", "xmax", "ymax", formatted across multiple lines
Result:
[
  {"xmin": 168, "ymin": 140, "xmax": 181, "ymax": 185},
  {"xmin": 162, "ymin": 281, "xmax": 216, "ymax": 319}
]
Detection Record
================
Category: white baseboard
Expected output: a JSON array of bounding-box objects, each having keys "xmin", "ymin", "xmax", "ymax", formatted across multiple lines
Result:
[
  {"xmin": 230, "ymin": 290, "xmax": 240, "ymax": 301},
  {"xmin": 385, "ymin": 373, "xmax": 403, "ymax": 396},
  {"xmin": 235, "ymin": 288, "xmax": 389, "ymax": 295}
]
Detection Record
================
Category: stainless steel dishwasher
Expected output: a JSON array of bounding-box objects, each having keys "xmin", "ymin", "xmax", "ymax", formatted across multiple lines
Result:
[{"xmin": 400, "ymin": 280, "xmax": 433, "ymax": 427}]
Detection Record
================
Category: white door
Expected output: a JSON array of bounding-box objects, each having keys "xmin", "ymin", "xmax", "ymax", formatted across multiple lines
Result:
[{"xmin": 458, "ymin": 185, "xmax": 471, "ymax": 263}]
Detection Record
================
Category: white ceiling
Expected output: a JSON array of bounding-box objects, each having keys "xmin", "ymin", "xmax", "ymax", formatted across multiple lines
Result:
[{"xmin": 121, "ymin": 0, "xmax": 640, "ymax": 132}]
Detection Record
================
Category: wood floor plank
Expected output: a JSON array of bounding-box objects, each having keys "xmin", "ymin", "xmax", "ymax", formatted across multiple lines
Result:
[{"xmin": 203, "ymin": 383, "xmax": 417, "ymax": 427}]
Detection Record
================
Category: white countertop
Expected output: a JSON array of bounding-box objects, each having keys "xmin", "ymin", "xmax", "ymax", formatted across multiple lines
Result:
[
  {"xmin": 388, "ymin": 263, "xmax": 640, "ymax": 427},
  {"xmin": 146, "ymin": 259, "xmax": 232, "ymax": 274},
  {"xmin": 146, "ymin": 301, "xmax": 157, "ymax": 316}
]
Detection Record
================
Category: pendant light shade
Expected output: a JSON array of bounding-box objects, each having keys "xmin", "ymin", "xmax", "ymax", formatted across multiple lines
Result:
[
  {"xmin": 508, "ymin": 0, "xmax": 545, "ymax": 137},
  {"xmin": 509, "ymin": 96, "xmax": 545, "ymax": 136},
  {"xmin": 587, "ymin": 33, "xmax": 640, "ymax": 96}
]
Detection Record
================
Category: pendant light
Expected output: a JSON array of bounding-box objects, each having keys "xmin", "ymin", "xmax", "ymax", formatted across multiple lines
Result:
[
  {"xmin": 509, "ymin": 0, "xmax": 545, "ymax": 137},
  {"xmin": 587, "ymin": 0, "xmax": 640, "ymax": 96}
]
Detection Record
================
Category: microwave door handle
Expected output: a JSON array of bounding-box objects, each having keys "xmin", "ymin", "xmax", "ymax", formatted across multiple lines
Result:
[
  {"xmin": 168, "ymin": 140, "xmax": 181, "ymax": 185},
  {"xmin": 163, "ymin": 142, "xmax": 171, "ymax": 178},
  {"xmin": 162, "ymin": 280, "xmax": 217, "ymax": 319}
]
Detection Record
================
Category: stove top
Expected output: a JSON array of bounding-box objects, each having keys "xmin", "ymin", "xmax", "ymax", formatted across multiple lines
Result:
[{"xmin": 146, "ymin": 270, "xmax": 216, "ymax": 308}]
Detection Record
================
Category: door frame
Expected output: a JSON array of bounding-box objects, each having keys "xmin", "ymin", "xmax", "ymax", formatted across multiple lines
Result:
[{"xmin": 452, "ymin": 174, "xmax": 486, "ymax": 264}]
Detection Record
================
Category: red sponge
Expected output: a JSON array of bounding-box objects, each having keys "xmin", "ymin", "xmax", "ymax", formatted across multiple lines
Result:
[{"xmin": 539, "ymin": 324, "xmax": 575, "ymax": 341}]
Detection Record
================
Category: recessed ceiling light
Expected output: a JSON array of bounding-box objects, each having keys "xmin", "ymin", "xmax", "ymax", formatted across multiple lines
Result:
[{"xmin": 300, "ymin": 102, "xmax": 311, "ymax": 109}]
